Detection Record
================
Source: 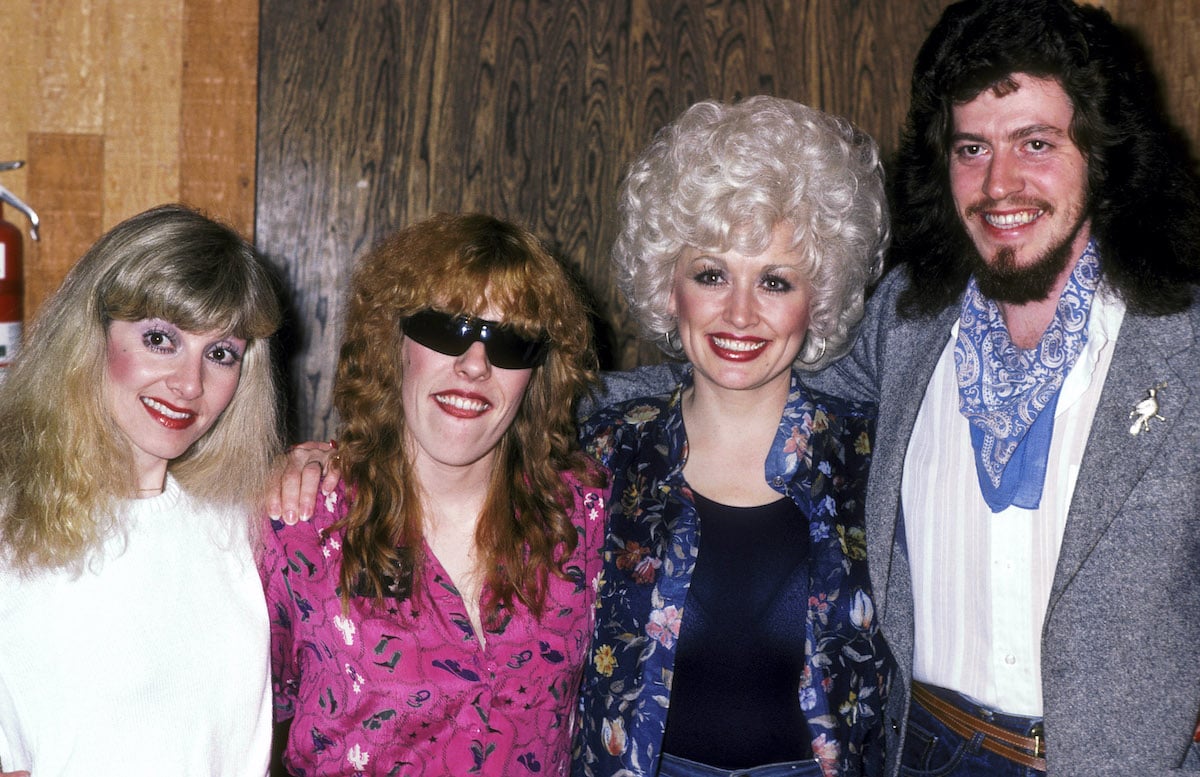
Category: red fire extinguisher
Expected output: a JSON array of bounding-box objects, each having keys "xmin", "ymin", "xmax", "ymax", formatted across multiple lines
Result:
[{"xmin": 0, "ymin": 160, "xmax": 41, "ymax": 384}]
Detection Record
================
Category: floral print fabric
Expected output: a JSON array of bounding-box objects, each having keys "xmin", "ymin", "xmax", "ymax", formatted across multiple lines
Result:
[
  {"xmin": 572, "ymin": 368, "xmax": 894, "ymax": 777},
  {"xmin": 261, "ymin": 474, "xmax": 607, "ymax": 776}
]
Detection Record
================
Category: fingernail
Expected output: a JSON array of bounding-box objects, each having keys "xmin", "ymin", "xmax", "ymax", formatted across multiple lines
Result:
[{"xmin": 283, "ymin": 510, "xmax": 297, "ymax": 526}]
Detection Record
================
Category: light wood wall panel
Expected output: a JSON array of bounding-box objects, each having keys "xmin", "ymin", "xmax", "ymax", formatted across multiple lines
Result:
[
  {"xmin": 181, "ymin": 0, "xmax": 260, "ymax": 218},
  {"xmin": 103, "ymin": 3, "xmax": 184, "ymax": 217},
  {"xmin": 0, "ymin": 0, "xmax": 258, "ymax": 317},
  {"xmin": 0, "ymin": 0, "xmax": 35, "ymax": 245},
  {"xmin": 24, "ymin": 133, "xmax": 104, "ymax": 310}
]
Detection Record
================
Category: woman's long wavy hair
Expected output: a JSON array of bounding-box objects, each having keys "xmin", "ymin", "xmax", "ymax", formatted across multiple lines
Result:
[
  {"xmin": 0, "ymin": 204, "xmax": 283, "ymax": 571},
  {"xmin": 333, "ymin": 213, "xmax": 600, "ymax": 620},
  {"xmin": 891, "ymin": 0, "xmax": 1200, "ymax": 317}
]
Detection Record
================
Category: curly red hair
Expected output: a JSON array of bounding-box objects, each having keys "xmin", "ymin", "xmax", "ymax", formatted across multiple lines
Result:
[{"xmin": 333, "ymin": 213, "xmax": 601, "ymax": 619}]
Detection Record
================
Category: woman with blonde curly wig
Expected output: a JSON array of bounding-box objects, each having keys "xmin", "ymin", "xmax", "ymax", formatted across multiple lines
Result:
[
  {"xmin": 0, "ymin": 204, "xmax": 282, "ymax": 775},
  {"xmin": 574, "ymin": 96, "xmax": 895, "ymax": 777},
  {"xmin": 260, "ymin": 212, "xmax": 608, "ymax": 775}
]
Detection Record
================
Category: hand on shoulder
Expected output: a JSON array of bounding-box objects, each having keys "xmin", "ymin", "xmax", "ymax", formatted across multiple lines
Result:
[{"xmin": 264, "ymin": 441, "xmax": 342, "ymax": 524}]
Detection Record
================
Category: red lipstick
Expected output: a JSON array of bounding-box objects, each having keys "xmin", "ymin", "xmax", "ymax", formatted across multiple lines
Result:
[
  {"xmin": 706, "ymin": 333, "xmax": 768, "ymax": 362},
  {"xmin": 140, "ymin": 396, "xmax": 198, "ymax": 430},
  {"xmin": 433, "ymin": 390, "xmax": 492, "ymax": 418}
]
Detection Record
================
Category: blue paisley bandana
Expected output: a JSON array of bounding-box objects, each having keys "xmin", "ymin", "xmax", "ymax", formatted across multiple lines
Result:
[{"xmin": 955, "ymin": 240, "xmax": 1101, "ymax": 512}]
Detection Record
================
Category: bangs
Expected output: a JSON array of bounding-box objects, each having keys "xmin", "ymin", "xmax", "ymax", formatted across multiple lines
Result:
[
  {"xmin": 100, "ymin": 247, "xmax": 280, "ymax": 340},
  {"xmin": 677, "ymin": 211, "xmax": 779, "ymax": 258},
  {"xmin": 410, "ymin": 230, "xmax": 558, "ymax": 340},
  {"xmin": 360, "ymin": 214, "xmax": 586, "ymax": 358}
]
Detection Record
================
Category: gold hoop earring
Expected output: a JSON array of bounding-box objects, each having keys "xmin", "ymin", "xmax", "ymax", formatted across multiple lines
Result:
[{"xmin": 798, "ymin": 334, "xmax": 826, "ymax": 365}]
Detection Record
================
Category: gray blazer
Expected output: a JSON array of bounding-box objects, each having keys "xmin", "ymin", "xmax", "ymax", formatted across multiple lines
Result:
[
  {"xmin": 819, "ymin": 269, "xmax": 1200, "ymax": 776},
  {"xmin": 599, "ymin": 268, "xmax": 1200, "ymax": 775}
]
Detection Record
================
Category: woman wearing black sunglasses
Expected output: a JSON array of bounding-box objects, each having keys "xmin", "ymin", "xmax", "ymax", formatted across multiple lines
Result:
[{"xmin": 259, "ymin": 213, "xmax": 607, "ymax": 775}]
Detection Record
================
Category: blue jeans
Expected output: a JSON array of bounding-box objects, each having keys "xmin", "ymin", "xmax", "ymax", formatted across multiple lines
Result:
[
  {"xmin": 900, "ymin": 686, "xmax": 1045, "ymax": 777},
  {"xmin": 659, "ymin": 752, "xmax": 823, "ymax": 777}
]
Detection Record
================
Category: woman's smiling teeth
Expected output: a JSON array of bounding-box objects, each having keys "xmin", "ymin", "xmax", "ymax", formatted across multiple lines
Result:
[
  {"xmin": 710, "ymin": 335, "xmax": 766, "ymax": 353},
  {"xmin": 435, "ymin": 392, "xmax": 490, "ymax": 413},
  {"xmin": 141, "ymin": 397, "xmax": 193, "ymax": 420}
]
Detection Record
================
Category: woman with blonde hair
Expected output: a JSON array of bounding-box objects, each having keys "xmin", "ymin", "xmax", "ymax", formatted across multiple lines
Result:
[
  {"xmin": 574, "ymin": 96, "xmax": 894, "ymax": 777},
  {"xmin": 0, "ymin": 204, "xmax": 282, "ymax": 775},
  {"xmin": 261, "ymin": 213, "xmax": 607, "ymax": 775}
]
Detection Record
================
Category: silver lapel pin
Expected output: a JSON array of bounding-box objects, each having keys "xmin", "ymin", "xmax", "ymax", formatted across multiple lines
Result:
[{"xmin": 1129, "ymin": 382, "xmax": 1167, "ymax": 435}]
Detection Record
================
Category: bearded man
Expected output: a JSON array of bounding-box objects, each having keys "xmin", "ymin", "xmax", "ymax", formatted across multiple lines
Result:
[{"xmin": 814, "ymin": 0, "xmax": 1200, "ymax": 774}]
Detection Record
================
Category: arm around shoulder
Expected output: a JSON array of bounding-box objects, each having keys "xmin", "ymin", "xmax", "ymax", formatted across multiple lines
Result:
[
  {"xmin": 583, "ymin": 363, "xmax": 685, "ymax": 416},
  {"xmin": 803, "ymin": 268, "xmax": 909, "ymax": 404}
]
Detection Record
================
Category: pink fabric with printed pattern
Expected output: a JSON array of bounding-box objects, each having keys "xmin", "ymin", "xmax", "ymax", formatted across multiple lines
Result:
[{"xmin": 260, "ymin": 475, "xmax": 606, "ymax": 776}]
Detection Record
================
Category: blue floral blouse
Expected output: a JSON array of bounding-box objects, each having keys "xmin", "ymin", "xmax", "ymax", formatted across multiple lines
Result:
[{"xmin": 572, "ymin": 367, "xmax": 894, "ymax": 777}]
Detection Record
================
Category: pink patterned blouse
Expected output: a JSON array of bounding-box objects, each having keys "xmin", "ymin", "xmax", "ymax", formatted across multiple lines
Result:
[{"xmin": 260, "ymin": 474, "xmax": 607, "ymax": 776}]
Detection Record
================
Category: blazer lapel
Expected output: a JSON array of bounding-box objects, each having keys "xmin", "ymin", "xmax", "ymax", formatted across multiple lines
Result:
[{"xmin": 1048, "ymin": 308, "xmax": 1197, "ymax": 613}]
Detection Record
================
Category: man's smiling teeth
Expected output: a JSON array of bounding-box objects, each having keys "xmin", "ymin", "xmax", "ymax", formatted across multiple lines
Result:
[
  {"xmin": 142, "ymin": 397, "xmax": 192, "ymax": 419},
  {"xmin": 435, "ymin": 393, "xmax": 490, "ymax": 412},
  {"xmin": 984, "ymin": 209, "xmax": 1041, "ymax": 228},
  {"xmin": 711, "ymin": 336, "xmax": 766, "ymax": 352}
]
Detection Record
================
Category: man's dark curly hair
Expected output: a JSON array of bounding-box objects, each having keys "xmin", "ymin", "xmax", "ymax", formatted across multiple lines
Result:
[{"xmin": 890, "ymin": 0, "xmax": 1200, "ymax": 317}]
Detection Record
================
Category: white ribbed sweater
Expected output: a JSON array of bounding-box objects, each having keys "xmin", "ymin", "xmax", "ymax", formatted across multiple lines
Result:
[{"xmin": 0, "ymin": 476, "xmax": 271, "ymax": 776}]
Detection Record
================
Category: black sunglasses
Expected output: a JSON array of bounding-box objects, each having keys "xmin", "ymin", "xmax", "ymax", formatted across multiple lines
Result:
[{"xmin": 403, "ymin": 309, "xmax": 548, "ymax": 370}]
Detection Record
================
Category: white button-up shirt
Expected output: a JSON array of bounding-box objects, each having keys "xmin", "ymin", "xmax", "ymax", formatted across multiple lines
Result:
[{"xmin": 901, "ymin": 287, "xmax": 1125, "ymax": 716}]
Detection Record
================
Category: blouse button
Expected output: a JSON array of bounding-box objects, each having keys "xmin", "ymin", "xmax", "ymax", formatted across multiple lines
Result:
[{"xmin": 772, "ymin": 476, "xmax": 784, "ymax": 486}]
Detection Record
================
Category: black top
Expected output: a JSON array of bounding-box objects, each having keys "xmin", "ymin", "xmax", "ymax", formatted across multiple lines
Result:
[{"xmin": 661, "ymin": 490, "xmax": 814, "ymax": 768}]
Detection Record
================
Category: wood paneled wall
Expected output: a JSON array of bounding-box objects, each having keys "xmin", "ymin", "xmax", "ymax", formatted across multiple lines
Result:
[
  {"xmin": 256, "ymin": 0, "xmax": 941, "ymax": 440},
  {"xmin": 0, "ymin": 0, "xmax": 258, "ymax": 316},
  {"xmin": 257, "ymin": 0, "xmax": 1200, "ymax": 442},
  {"xmin": 13, "ymin": 1, "xmax": 1189, "ymax": 440}
]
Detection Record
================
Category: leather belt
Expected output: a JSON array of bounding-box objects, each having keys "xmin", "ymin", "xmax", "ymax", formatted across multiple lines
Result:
[{"xmin": 911, "ymin": 682, "xmax": 1047, "ymax": 772}]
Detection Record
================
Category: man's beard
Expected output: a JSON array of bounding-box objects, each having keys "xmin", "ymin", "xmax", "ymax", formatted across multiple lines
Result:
[{"xmin": 965, "ymin": 203, "xmax": 1088, "ymax": 305}]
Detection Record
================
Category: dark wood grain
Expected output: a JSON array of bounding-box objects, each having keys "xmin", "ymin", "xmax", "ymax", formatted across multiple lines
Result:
[{"xmin": 257, "ymin": 0, "xmax": 1197, "ymax": 441}]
